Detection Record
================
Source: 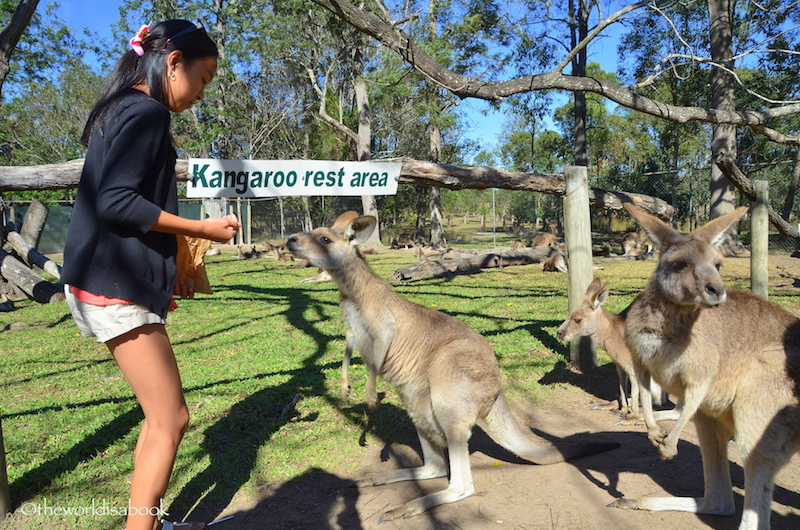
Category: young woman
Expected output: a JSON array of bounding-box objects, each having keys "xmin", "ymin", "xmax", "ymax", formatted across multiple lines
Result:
[{"xmin": 62, "ymin": 20, "xmax": 240, "ymax": 530}]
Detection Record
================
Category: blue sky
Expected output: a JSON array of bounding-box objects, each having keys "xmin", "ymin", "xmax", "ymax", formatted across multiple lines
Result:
[{"xmin": 56, "ymin": 0, "xmax": 120, "ymax": 36}]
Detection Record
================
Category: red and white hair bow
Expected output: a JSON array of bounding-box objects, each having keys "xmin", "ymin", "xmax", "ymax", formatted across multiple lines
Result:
[{"xmin": 129, "ymin": 24, "xmax": 150, "ymax": 57}]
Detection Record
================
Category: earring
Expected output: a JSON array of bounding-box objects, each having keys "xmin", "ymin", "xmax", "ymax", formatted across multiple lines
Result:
[{"xmin": 169, "ymin": 71, "xmax": 176, "ymax": 80}]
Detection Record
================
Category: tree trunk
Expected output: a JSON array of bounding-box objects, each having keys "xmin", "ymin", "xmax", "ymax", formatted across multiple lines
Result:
[
  {"xmin": 0, "ymin": 0, "xmax": 39, "ymax": 94},
  {"xmin": 5, "ymin": 231, "xmax": 62, "ymax": 280},
  {"xmin": 353, "ymin": 33, "xmax": 382, "ymax": 249},
  {"xmin": 671, "ymin": 121, "xmax": 680, "ymax": 228},
  {"xmin": 781, "ymin": 148, "xmax": 800, "ymax": 221},
  {"xmin": 571, "ymin": 0, "xmax": 589, "ymax": 168},
  {"xmin": 19, "ymin": 197, "xmax": 47, "ymax": 248},
  {"xmin": 708, "ymin": 0, "xmax": 747, "ymax": 255},
  {"xmin": 0, "ymin": 248, "xmax": 63, "ymax": 303},
  {"xmin": 428, "ymin": 125, "xmax": 446, "ymax": 248},
  {"xmin": 425, "ymin": 0, "xmax": 446, "ymax": 250},
  {"xmin": 414, "ymin": 186, "xmax": 428, "ymax": 244},
  {"xmin": 391, "ymin": 246, "xmax": 557, "ymax": 281},
  {"xmin": 0, "ymin": 418, "xmax": 9, "ymax": 517}
]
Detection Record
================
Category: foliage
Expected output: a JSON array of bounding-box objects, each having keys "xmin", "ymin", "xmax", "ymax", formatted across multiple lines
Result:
[{"xmin": 2, "ymin": 0, "xmax": 800, "ymax": 224}]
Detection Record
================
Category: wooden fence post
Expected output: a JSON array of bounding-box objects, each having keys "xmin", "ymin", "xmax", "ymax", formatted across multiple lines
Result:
[
  {"xmin": 0, "ymin": 416, "xmax": 10, "ymax": 517},
  {"xmin": 563, "ymin": 166, "xmax": 596, "ymax": 371},
  {"xmin": 751, "ymin": 180, "xmax": 769, "ymax": 300}
]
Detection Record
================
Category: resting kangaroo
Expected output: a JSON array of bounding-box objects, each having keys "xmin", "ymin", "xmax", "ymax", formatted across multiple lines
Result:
[
  {"xmin": 557, "ymin": 279, "xmax": 681, "ymax": 422},
  {"xmin": 614, "ymin": 204, "xmax": 800, "ymax": 530},
  {"xmin": 287, "ymin": 212, "xmax": 619, "ymax": 522}
]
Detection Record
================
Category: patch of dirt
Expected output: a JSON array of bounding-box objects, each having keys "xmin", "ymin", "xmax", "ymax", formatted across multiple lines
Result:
[
  {"xmin": 768, "ymin": 253, "xmax": 800, "ymax": 292},
  {"xmin": 212, "ymin": 382, "xmax": 800, "ymax": 529}
]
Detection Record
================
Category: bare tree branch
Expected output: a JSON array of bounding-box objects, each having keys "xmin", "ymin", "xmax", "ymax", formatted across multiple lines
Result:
[
  {"xmin": 715, "ymin": 155, "xmax": 800, "ymax": 240},
  {"xmin": 307, "ymin": 67, "xmax": 359, "ymax": 143},
  {"xmin": 309, "ymin": 0, "xmax": 800, "ymax": 145}
]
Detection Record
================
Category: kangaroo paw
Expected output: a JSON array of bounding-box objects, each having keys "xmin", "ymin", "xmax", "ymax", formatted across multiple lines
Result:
[
  {"xmin": 610, "ymin": 498, "xmax": 641, "ymax": 510},
  {"xmin": 647, "ymin": 427, "xmax": 666, "ymax": 446},
  {"xmin": 614, "ymin": 413, "xmax": 644, "ymax": 426},
  {"xmin": 657, "ymin": 439, "xmax": 678, "ymax": 460},
  {"xmin": 591, "ymin": 400, "xmax": 623, "ymax": 412},
  {"xmin": 378, "ymin": 505, "xmax": 420, "ymax": 523}
]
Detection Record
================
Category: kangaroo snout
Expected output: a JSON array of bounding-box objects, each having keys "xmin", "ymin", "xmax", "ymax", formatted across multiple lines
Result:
[{"xmin": 703, "ymin": 282, "xmax": 726, "ymax": 307}]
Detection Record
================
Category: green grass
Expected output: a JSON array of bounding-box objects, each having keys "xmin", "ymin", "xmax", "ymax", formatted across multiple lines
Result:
[{"xmin": 1, "ymin": 241, "xmax": 799, "ymax": 529}]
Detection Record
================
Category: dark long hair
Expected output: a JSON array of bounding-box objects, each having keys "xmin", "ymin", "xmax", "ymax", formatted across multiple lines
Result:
[{"xmin": 81, "ymin": 20, "xmax": 218, "ymax": 146}]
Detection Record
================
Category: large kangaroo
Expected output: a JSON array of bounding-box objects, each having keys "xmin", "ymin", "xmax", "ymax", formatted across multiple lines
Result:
[
  {"xmin": 287, "ymin": 212, "xmax": 618, "ymax": 522},
  {"xmin": 614, "ymin": 204, "xmax": 800, "ymax": 530},
  {"xmin": 556, "ymin": 278, "xmax": 681, "ymax": 422}
]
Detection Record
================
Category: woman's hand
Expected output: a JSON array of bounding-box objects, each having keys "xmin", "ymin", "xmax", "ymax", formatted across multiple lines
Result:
[
  {"xmin": 173, "ymin": 279, "xmax": 195, "ymax": 299},
  {"xmin": 200, "ymin": 213, "xmax": 241, "ymax": 243},
  {"xmin": 153, "ymin": 211, "xmax": 241, "ymax": 243}
]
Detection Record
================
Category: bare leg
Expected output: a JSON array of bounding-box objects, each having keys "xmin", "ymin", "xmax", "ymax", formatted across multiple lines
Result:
[{"xmin": 107, "ymin": 324, "xmax": 204, "ymax": 530}]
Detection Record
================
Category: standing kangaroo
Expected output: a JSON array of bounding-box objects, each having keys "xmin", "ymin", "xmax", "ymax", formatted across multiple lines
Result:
[
  {"xmin": 287, "ymin": 212, "xmax": 618, "ymax": 522},
  {"xmin": 614, "ymin": 204, "xmax": 800, "ymax": 530},
  {"xmin": 557, "ymin": 279, "xmax": 681, "ymax": 422}
]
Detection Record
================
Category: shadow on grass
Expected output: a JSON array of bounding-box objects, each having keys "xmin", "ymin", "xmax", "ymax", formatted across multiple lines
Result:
[
  {"xmin": 538, "ymin": 359, "xmax": 628, "ymax": 406},
  {"xmin": 168, "ymin": 284, "xmax": 342, "ymax": 522},
  {"xmin": 9, "ymin": 406, "xmax": 144, "ymax": 507}
]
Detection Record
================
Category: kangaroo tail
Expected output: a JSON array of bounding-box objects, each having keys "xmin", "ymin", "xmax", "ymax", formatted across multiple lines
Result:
[{"xmin": 483, "ymin": 393, "xmax": 619, "ymax": 465}]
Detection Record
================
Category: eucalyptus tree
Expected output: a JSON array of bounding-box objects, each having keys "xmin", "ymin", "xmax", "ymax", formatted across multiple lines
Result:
[
  {"xmin": 308, "ymin": 0, "xmax": 800, "ymax": 231},
  {"xmin": 0, "ymin": 0, "xmax": 39, "ymax": 94},
  {"xmin": 0, "ymin": 2, "xmax": 105, "ymax": 202}
]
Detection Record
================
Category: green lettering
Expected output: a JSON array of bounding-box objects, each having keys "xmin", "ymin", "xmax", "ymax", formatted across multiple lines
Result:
[
  {"xmin": 250, "ymin": 171, "xmax": 263, "ymax": 187},
  {"xmin": 224, "ymin": 170, "xmax": 237, "ymax": 188},
  {"xmin": 236, "ymin": 171, "xmax": 248, "ymax": 194},
  {"xmin": 210, "ymin": 171, "xmax": 222, "ymax": 187},
  {"xmin": 192, "ymin": 163, "xmax": 209, "ymax": 186}
]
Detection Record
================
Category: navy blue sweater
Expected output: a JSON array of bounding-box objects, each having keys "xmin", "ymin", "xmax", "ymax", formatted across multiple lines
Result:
[{"xmin": 63, "ymin": 89, "xmax": 179, "ymax": 318}]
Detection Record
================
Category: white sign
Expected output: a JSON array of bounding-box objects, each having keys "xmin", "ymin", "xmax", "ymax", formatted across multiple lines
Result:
[{"xmin": 186, "ymin": 158, "xmax": 400, "ymax": 198}]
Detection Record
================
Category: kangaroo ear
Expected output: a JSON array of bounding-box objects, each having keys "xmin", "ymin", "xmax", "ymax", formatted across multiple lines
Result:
[
  {"xmin": 692, "ymin": 206, "xmax": 748, "ymax": 247},
  {"xmin": 624, "ymin": 203, "xmax": 681, "ymax": 250},
  {"xmin": 584, "ymin": 277, "xmax": 603, "ymax": 299},
  {"xmin": 595, "ymin": 283, "xmax": 610, "ymax": 308},
  {"xmin": 345, "ymin": 216, "xmax": 377, "ymax": 245},
  {"xmin": 586, "ymin": 278, "xmax": 608, "ymax": 309},
  {"xmin": 332, "ymin": 210, "xmax": 361, "ymax": 230}
]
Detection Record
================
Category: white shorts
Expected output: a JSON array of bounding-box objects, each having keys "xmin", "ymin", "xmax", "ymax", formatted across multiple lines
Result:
[{"xmin": 64, "ymin": 285, "xmax": 166, "ymax": 343}]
